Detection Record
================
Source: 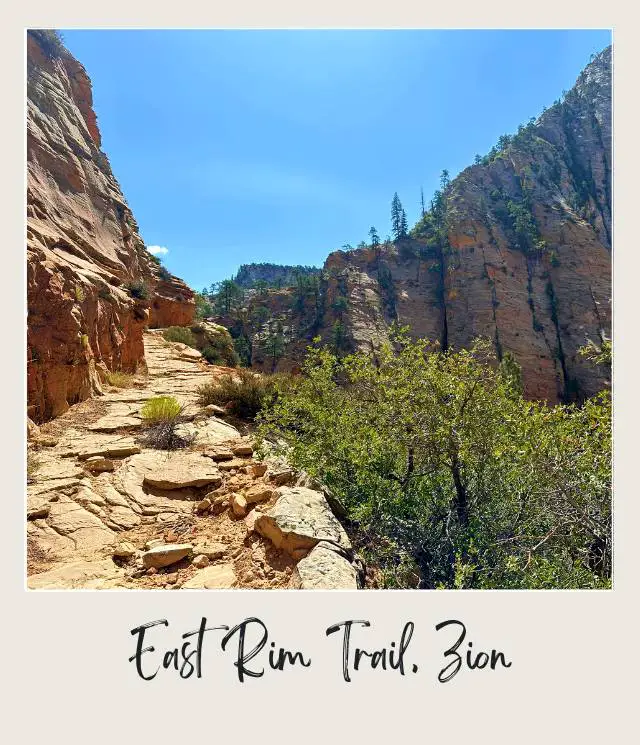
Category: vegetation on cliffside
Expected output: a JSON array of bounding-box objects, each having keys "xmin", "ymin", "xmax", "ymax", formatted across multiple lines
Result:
[{"xmin": 257, "ymin": 331, "xmax": 611, "ymax": 589}]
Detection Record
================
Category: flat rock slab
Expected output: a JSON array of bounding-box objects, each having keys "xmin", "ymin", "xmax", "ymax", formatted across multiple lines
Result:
[
  {"xmin": 291, "ymin": 543, "xmax": 359, "ymax": 589},
  {"xmin": 78, "ymin": 439, "xmax": 141, "ymax": 460},
  {"xmin": 182, "ymin": 563, "xmax": 237, "ymax": 589},
  {"xmin": 88, "ymin": 416, "xmax": 142, "ymax": 432},
  {"xmin": 143, "ymin": 453, "xmax": 222, "ymax": 490},
  {"xmin": 142, "ymin": 543, "xmax": 193, "ymax": 569},
  {"xmin": 28, "ymin": 559, "xmax": 126, "ymax": 590},
  {"xmin": 255, "ymin": 487, "xmax": 351, "ymax": 556}
]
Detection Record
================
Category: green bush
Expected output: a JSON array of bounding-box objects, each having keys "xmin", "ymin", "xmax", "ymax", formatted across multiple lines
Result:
[
  {"xmin": 163, "ymin": 326, "xmax": 197, "ymax": 347},
  {"xmin": 141, "ymin": 396, "xmax": 182, "ymax": 424},
  {"xmin": 158, "ymin": 266, "xmax": 171, "ymax": 281},
  {"xmin": 197, "ymin": 369, "xmax": 295, "ymax": 420},
  {"xmin": 125, "ymin": 280, "xmax": 150, "ymax": 300},
  {"xmin": 257, "ymin": 332, "xmax": 611, "ymax": 589}
]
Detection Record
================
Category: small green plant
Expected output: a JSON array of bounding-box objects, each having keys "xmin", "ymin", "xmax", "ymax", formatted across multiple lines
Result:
[
  {"xmin": 80, "ymin": 334, "xmax": 89, "ymax": 349},
  {"xmin": 158, "ymin": 266, "xmax": 171, "ymax": 281},
  {"xmin": 138, "ymin": 397, "xmax": 194, "ymax": 451},
  {"xmin": 163, "ymin": 326, "xmax": 197, "ymax": 347},
  {"xmin": 104, "ymin": 370, "xmax": 134, "ymax": 388},
  {"xmin": 141, "ymin": 395, "xmax": 182, "ymax": 424},
  {"xmin": 74, "ymin": 284, "xmax": 85, "ymax": 302},
  {"xmin": 98, "ymin": 286, "xmax": 112, "ymax": 301},
  {"xmin": 125, "ymin": 280, "xmax": 149, "ymax": 300}
]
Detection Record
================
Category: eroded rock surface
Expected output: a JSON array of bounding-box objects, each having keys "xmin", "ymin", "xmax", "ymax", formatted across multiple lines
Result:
[
  {"xmin": 27, "ymin": 31, "xmax": 195, "ymax": 422},
  {"xmin": 27, "ymin": 332, "xmax": 356, "ymax": 590}
]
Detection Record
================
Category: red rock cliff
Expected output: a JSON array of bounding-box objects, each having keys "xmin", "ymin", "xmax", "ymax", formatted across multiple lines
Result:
[{"xmin": 27, "ymin": 31, "xmax": 195, "ymax": 421}]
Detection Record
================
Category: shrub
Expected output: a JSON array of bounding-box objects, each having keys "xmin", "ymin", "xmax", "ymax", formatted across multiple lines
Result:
[
  {"xmin": 104, "ymin": 370, "xmax": 134, "ymax": 388},
  {"xmin": 158, "ymin": 266, "xmax": 172, "ymax": 281},
  {"xmin": 138, "ymin": 419, "xmax": 194, "ymax": 451},
  {"xmin": 257, "ymin": 332, "xmax": 611, "ymax": 589},
  {"xmin": 141, "ymin": 395, "xmax": 182, "ymax": 424},
  {"xmin": 197, "ymin": 370, "xmax": 295, "ymax": 420},
  {"xmin": 74, "ymin": 284, "xmax": 85, "ymax": 302},
  {"xmin": 125, "ymin": 280, "xmax": 149, "ymax": 300},
  {"xmin": 163, "ymin": 326, "xmax": 197, "ymax": 348},
  {"xmin": 201, "ymin": 335, "xmax": 239, "ymax": 367}
]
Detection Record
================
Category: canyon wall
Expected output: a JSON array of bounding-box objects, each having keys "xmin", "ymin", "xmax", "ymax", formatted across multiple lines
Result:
[
  {"xmin": 217, "ymin": 46, "xmax": 611, "ymax": 402},
  {"xmin": 27, "ymin": 31, "xmax": 195, "ymax": 421}
]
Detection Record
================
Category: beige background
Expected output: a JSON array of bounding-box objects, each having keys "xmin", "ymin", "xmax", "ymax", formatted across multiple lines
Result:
[{"xmin": 3, "ymin": 3, "xmax": 636, "ymax": 741}]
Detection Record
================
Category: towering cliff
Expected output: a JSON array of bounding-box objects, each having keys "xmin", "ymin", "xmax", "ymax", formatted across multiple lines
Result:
[
  {"xmin": 27, "ymin": 31, "xmax": 195, "ymax": 422},
  {"xmin": 214, "ymin": 46, "xmax": 611, "ymax": 402}
]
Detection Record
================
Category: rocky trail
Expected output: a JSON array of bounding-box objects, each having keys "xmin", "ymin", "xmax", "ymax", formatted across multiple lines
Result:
[{"xmin": 27, "ymin": 330, "xmax": 360, "ymax": 590}]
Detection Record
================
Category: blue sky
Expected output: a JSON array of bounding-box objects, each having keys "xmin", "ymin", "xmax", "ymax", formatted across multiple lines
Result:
[{"xmin": 61, "ymin": 29, "xmax": 611, "ymax": 290}]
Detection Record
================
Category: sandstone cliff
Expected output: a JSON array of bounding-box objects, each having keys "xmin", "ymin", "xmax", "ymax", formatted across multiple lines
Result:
[
  {"xmin": 27, "ymin": 31, "xmax": 195, "ymax": 421},
  {"xmin": 214, "ymin": 46, "xmax": 611, "ymax": 402}
]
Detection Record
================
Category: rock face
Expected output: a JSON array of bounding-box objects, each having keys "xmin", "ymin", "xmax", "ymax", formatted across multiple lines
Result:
[
  {"xmin": 214, "ymin": 47, "xmax": 611, "ymax": 402},
  {"xmin": 26, "ymin": 31, "xmax": 195, "ymax": 422}
]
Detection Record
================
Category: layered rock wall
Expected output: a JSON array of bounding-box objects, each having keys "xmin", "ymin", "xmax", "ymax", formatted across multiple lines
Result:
[{"xmin": 27, "ymin": 32, "xmax": 195, "ymax": 421}]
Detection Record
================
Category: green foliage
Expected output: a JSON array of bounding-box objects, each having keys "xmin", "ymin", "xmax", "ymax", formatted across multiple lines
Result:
[
  {"xmin": 194, "ymin": 292, "xmax": 213, "ymax": 319},
  {"xmin": 257, "ymin": 333, "xmax": 611, "ymax": 589},
  {"xmin": 201, "ymin": 335, "xmax": 240, "ymax": 367},
  {"xmin": 391, "ymin": 193, "xmax": 408, "ymax": 240},
  {"xmin": 74, "ymin": 284, "xmax": 85, "ymax": 302},
  {"xmin": 125, "ymin": 280, "xmax": 149, "ymax": 300},
  {"xmin": 29, "ymin": 30, "xmax": 66, "ymax": 59},
  {"xmin": 141, "ymin": 396, "xmax": 182, "ymax": 424},
  {"xmin": 578, "ymin": 337, "xmax": 612, "ymax": 367},
  {"xmin": 253, "ymin": 279, "xmax": 269, "ymax": 296},
  {"xmin": 197, "ymin": 369, "xmax": 295, "ymax": 420},
  {"xmin": 157, "ymin": 266, "xmax": 171, "ymax": 281},
  {"xmin": 331, "ymin": 295, "xmax": 349, "ymax": 317},
  {"xmin": 163, "ymin": 326, "xmax": 198, "ymax": 348},
  {"xmin": 369, "ymin": 227, "xmax": 380, "ymax": 247}
]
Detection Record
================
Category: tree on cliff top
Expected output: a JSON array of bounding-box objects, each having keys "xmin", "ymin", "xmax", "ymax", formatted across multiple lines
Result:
[{"xmin": 391, "ymin": 193, "xmax": 408, "ymax": 241}]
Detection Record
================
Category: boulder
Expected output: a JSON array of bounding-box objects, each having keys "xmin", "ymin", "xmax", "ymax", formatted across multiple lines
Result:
[
  {"xmin": 192, "ymin": 543, "xmax": 227, "ymax": 561},
  {"xmin": 83, "ymin": 456, "xmax": 114, "ymax": 473},
  {"xmin": 232, "ymin": 443, "xmax": 253, "ymax": 457},
  {"xmin": 182, "ymin": 563, "xmax": 237, "ymax": 589},
  {"xmin": 231, "ymin": 493, "xmax": 248, "ymax": 517},
  {"xmin": 244, "ymin": 485, "xmax": 276, "ymax": 505},
  {"xmin": 142, "ymin": 543, "xmax": 193, "ymax": 569},
  {"xmin": 268, "ymin": 467, "xmax": 296, "ymax": 486},
  {"xmin": 192, "ymin": 554, "xmax": 209, "ymax": 568},
  {"xmin": 255, "ymin": 487, "xmax": 351, "ymax": 557},
  {"xmin": 290, "ymin": 542, "xmax": 359, "ymax": 589},
  {"xmin": 203, "ymin": 447, "xmax": 234, "ymax": 461},
  {"xmin": 112, "ymin": 541, "xmax": 137, "ymax": 559},
  {"xmin": 142, "ymin": 454, "xmax": 222, "ymax": 490}
]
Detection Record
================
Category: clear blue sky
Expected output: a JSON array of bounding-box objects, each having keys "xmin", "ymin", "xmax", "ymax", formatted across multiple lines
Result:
[{"xmin": 61, "ymin": 29, "xmax": 611, "ymax": 290}]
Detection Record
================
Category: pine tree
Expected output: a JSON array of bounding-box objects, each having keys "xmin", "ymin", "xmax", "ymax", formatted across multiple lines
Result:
[
  {"xmin": 420, "ymin": 187, "xmax": 425, "ymax": 217},
  {"xmin": 399, "ymin": 209, "xmax": 408, "ymax": 238},
  {"xmin": 391, "ymin": 192, "xmax": 407, "ymax": 240},
  {"xmin": 369, "ymin": 226, "xmax": 380, "ymax": 247}
]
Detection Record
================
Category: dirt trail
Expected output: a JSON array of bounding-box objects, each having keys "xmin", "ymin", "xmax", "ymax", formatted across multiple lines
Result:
[{"xmin": 27, "ymin": 330, "xmax": 296, "ymax": 589}]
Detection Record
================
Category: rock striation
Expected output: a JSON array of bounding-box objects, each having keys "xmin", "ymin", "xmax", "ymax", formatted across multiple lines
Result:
[{"xmin": 27, "ymin": 31, "xmax": 195, "ymax": 422}]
